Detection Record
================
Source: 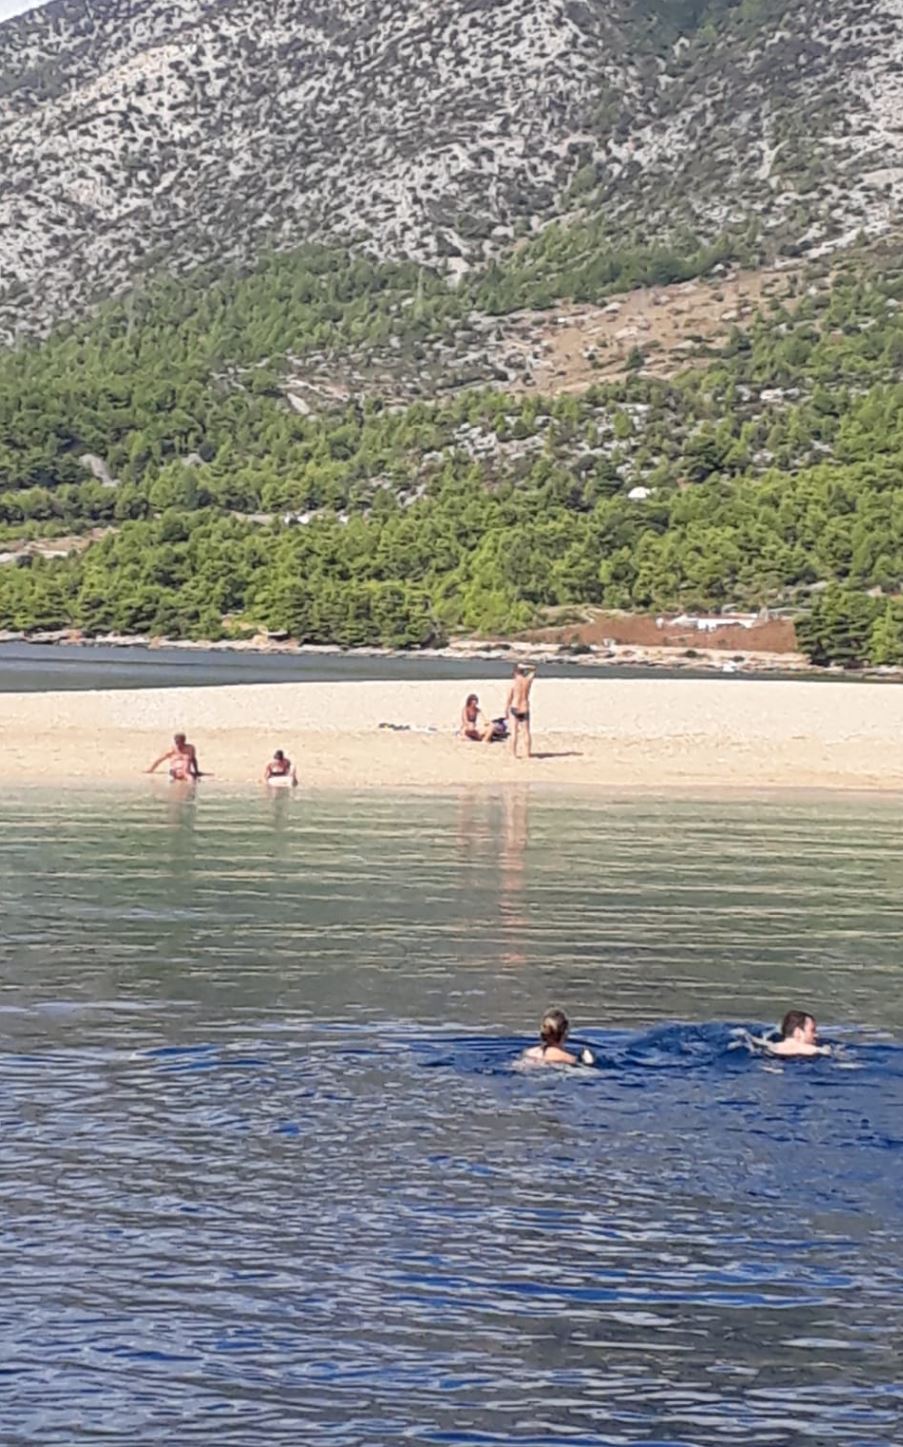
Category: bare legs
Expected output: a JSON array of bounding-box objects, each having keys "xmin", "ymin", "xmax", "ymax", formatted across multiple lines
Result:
[
  {"xmin": 510, "ymin": 719, "xmax": 532, "ymax": 759},
  {"xmin": 463, "ymin": 726, "xmax": 496, "ymax": 745}
]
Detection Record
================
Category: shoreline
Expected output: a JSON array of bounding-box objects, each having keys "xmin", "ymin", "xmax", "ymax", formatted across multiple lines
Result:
[
  {"xmin": 1, "ymin": 627, "xmax": 897, "ymax": 681},
  {"xmin": 2, "ymin": 676, "xmax": 902, "ymax": 794}
]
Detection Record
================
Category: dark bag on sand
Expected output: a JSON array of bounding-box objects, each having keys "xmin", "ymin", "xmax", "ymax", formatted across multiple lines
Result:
[{"xmin": 491, "ymin": 717, "xmax": 509, "ymax": 741}]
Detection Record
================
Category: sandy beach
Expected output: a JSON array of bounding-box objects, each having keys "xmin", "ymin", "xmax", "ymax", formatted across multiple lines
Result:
[{"xmin": 1, "ymin": 676, "xmax": 902, "ymax": 793}]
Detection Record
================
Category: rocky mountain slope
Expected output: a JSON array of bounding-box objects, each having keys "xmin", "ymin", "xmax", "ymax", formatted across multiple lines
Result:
[{"xmin": 1, "ymin": 0, "xmax": 902, "ymax": 342}]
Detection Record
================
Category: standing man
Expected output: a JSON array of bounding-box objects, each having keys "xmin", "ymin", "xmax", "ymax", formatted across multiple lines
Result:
[
  {"xmin": 146, "ymin": 732, "xmax": 201, "ymax": 781},
  {"xmin": 506, "ymin": 663, "xmax": 536, "ymax": 759}
]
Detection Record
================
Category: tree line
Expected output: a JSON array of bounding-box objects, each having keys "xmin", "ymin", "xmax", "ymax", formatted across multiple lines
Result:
[{"xmin": 1, "ymin": 240, "xmax": 903, "ymax": 665}]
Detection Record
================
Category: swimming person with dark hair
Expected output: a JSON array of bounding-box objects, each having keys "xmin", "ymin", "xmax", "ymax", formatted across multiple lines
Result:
[
  {"xmin": 767, "ymin": 1010, "xmax": 830, "ymax": 1058},
  {"xmin": 523, "ymin": 1007, "xmax": 596, "ymax": 1067}
]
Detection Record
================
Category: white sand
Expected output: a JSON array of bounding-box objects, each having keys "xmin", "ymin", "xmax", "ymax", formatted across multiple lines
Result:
[{"xmin": 1, "ymin": 677, "xmax": 902, "ymax": 793}]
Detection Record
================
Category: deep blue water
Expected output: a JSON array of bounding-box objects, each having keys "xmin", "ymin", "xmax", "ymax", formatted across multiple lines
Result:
[{"xmin": 0, "ymin": 791, "xmax": 900, "ymax": 1444}]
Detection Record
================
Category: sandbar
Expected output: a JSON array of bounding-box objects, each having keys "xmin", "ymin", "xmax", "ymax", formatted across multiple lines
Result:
[{"xmin": 1, "ymin": 677, "xmax": 902, "ymax": 794}]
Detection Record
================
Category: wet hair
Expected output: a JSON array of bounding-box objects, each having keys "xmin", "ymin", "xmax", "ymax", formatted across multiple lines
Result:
[
  {"xmin": 781, "ymin": 1009, "xmax": 814, "ymax": 1039},
  {"xmin": 174, "ymin": 732, "xmax": 186, "ymax": 745},
  {"xmin": 540, "ymin": 1008, "xmax": 569, "ymax": 1046},
  {"xmin": 274, "ymin": 749, "xmax": 285, "ymax": 761}
]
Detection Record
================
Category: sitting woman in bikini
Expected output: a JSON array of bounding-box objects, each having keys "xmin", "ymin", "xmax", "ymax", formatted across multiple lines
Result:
[
  {"xmin": 459, "ymin": 693, "xmax": 497, "ymax": 744},
  {"xmin": 523, "ymin": 1008, "xmax": 596, "ymax": 1067}
]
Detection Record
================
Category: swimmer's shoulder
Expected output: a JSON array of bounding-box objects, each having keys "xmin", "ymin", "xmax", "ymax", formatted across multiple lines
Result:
[
  {"xmin": 520, "ymin": 1044, "xmax": 596, "ymax": 1067},
  {"xmin": 548, "ymin": 1044, "xmax": 598, "ymax": 1067},
  {"xmin": 760, "ymin": 1038, "xmax": 831, "ymax": 1059}
]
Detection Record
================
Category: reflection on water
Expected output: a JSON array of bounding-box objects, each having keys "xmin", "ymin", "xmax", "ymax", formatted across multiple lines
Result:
[
  {"xmin": 0, "ymin": 790, "xmax": 901, "ymax": 1444},
  {"xmin": 456, "ymin": 791, "xmax": 530, "ymax": 968},
  {"xmin": 500, "ymin": 790, "xmax": 529, "ymax": 968}
]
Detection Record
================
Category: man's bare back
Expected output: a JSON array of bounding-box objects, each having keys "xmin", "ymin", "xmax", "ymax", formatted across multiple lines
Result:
[{"xmin": 506, "ymin": 665, "xmax": 535, "ymax": 758}]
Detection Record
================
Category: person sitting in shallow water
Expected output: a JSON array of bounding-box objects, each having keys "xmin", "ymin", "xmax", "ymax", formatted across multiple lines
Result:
[
  {"xmin": 146, "ymin": 732, "xmax": 200, "ymax": 781},
  {"xmin": 766, "ymin": 1009, "xmax": 831, "ymax": 1058},
  {"xmin": 264, "ymin": 749, "xmax": 297, "ymax": 785},
  {"xmin": 523, "ymin": 1008, "xmax": 596, "ymax": 1067}
]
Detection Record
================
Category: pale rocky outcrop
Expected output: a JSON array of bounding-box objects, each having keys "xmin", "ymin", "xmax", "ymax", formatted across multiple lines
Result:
[{"xmin": 0, "ymin": 0, "xmax": 900, "ymax": 342}]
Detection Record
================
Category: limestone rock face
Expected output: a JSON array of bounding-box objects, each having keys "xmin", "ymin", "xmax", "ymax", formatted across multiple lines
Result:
[{"xmin": 0, "ymin": 0, "xmax": 901, "ymax": 340}]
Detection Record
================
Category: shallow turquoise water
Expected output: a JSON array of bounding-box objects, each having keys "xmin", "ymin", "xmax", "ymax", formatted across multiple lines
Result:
[{"xmin": 0, "ymin": 790, "xmax": 901, "ymax": 1444}]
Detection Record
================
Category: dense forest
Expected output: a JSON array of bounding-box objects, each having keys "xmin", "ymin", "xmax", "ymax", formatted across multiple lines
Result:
[{"xmin": 2, "ymin": 238, "xmax": 903, "ymax": 665}]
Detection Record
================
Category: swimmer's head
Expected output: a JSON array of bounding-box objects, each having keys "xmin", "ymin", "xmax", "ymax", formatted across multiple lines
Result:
[
  {"xmin": 174, "ymin": 732, "xmax": 187, "ymax": 746},
  {"xmin": 540, "ymin": 1007, "xmax": 569, "ymax": 1046},
  {"xmin": 781, "ymin": 1010, "xmax": 816, "ymax": 1045}
]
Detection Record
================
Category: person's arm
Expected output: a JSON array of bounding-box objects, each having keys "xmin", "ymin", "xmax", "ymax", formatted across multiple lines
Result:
[
  {"xmin": 264, "ymin": 762, "xmax": 273, "ymax": 780},
  {"xmin": 146, "ymin": 749, "xmax": 172, "ymax": 774},
  {"xmin": 291, "ymin": 764, "xmax": 298, "ymax": 784},
  {"xmin": 459, "ymin": 708, "xmax": 471, "ymax": 736},
  {"xmin": 187, "ymin": 746, "xmax": 200, "ymax": 779},
  {"xmin": 505, "ymin": 686, "xmax": 514, "ymax": 715}
]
